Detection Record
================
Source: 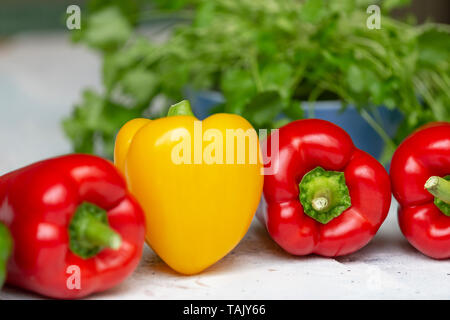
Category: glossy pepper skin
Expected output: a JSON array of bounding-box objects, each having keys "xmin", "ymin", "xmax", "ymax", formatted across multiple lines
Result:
[
  {"xmin": 115, "ymin": 101, "xmax": 263, "ymax": 275},
  {"xmin": 0, "ymin": 154, "xmax": 146, "ymax": 298},
  {"xmin": 390, "ymin": 122, "xmax": 450, "ymax": 259},
  {"xmin": 260, "ymin": 119, "xmax": 391, "ymax": 256}
]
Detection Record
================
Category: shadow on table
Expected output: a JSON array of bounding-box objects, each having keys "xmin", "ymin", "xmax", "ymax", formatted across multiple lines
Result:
[
  {"xmin": 134, "ymin": 216, "xmax": 425, "ymax": 278},
  {"xmin": 334, "ymin": 232, "xmax": 421, "ymax": 264},
  {"xmin": 85, "ymin": 219, "xmax": 427, "ymax": 299},
  {"xmin": 135, "ymin": 220, "xmax": 296, "ymax": 278}
]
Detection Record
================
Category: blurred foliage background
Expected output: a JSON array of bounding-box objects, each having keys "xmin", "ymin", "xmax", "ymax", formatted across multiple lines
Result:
[{"xmin": 2, "ymin": 0, "xmax": 449, "ymax": 161}]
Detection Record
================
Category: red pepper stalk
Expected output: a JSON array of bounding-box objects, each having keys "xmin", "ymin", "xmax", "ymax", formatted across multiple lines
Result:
[
  {"xmin": 0, "ymin": 223, "xmax": 12, "ymax": 288},
  {"xmin": 260, "ymin": 119, "xmax": 391, "ymax": 257},
  {"xmin": 424, "ymin": 176, "xmax": 450, "ymax": 215},
  {"xmin": 69, "ymin": 202, "xmax": 122, "ymax": 259},
  {"xmin": 390, "ymin": 122, "xmax": 450, "ymax": 259},
  {"xmin": 0, "ymin": 154, "xmax": 146, "ymax": 298}
]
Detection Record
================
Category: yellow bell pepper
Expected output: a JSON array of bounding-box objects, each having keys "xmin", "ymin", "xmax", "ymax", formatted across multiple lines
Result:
[{"xmin": 114, "ymin": 100, "xmax": 263, "ymax": 275}]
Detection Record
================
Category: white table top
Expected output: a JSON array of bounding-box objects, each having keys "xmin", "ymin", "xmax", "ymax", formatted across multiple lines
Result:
[{"xmin": 0, "ymin": 33, "xmax": 449, "ymax": 300}]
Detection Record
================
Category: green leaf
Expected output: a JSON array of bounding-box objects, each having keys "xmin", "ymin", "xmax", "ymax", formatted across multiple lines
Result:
[
  {"xmin": 283, "ymin": 100, "xmax": 304, "ymax": 120},
  {"xmin": 66, "ymin": 0, "xmax": 450, "ymax": 163},
  {"xmin": 87, "ymin": 0, "xmax": 141, "ymax": 25},
  {"xmin": 153, "ymin": 0, "xmax": 193, "ymax": 11},
  {"xmin": 260, "ymin": 63, "xmax": 293, "ymax": 100},
  {"xmin": 329, "ymin": 0, "xmax": 357, "ymax": 15},
  {"xmin": 62, "ymin": 90, "xmax": 103, "ymax": 154},
  {"xmin": 101, "ymin": 101, "xmax": 143, "ymax": 135},
  {"xmin": 383, "ymin": 0, "xmax": 411, "ymax": 12},
  {"xmin": 157, "ymin": 54, "xmax": 190, "ymax": 99},
  {"xmin": 242, "ymin": 91, "xmax": 284, "ymax": 129},
  {"xmin": 120, "ymin": 68, "xmax": 158, "ymax": 105},
  {"xmin": 103, "ymin": 38, "xmax": 155, "ymax": 92},
  {"xmin": 80, "ymin": 7, "xmax": 132, "ymax": 51},
  {"xmin": 347, "ymin": 65, "xmax": 365, "ymax": 93},
  {"xmin": 194, "ymin": 1, "xmax": 216, "ymax": 27},
  {"xmin": 62, "ymin": 89, "xmax": 143, "ymax": 157},
  {"xmin": 300, "ymin": 0, "xmax": 326, "ymax": 23},
  {"xmin": 67, "ymin": 90, "xmax": 104, "ymax": 130},
  {"xmin": 417, "ymin": 25, "xmax": 450, "ymax": 69},
  {"xmin": 221, "ymin": 68, "xmax": 257, "ymax": 114}
]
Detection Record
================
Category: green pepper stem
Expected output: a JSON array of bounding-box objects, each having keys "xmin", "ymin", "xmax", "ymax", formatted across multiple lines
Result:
[
  {"xmin": 425, "ymin": 176, "xmax": 450, "ymax": 205},
  {"xmin": 0, "ymin": 223, "xmax": 12, "ymax": 288},
  {"xmin": 167, "ymin": 100, "xmax": 195, "ymax": 117},
  {"xmin": 81, "ymin": 215, "xmax": 122, "ymax": 250},
  {"xmin": 311, "ymin": 196, "xmax": 330, "ymax": 211},
  {"xmin": 299, "ymin": 167, "xmax": 351, "ymax": 224},
  {"xmin": 69, "ymin": 202, "xmax": 122, "ymax": 259}
]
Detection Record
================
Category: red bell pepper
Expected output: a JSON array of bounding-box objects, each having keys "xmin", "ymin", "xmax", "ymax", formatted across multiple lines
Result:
[
  {"xmin": 260, "ymin": 119, "xmax": 391, "ymax": 256},
  {"xmin": 390, "ymin": 122, "xmax": 450, "ymax": 259},
  {"xmin": 0, "ymin": 154, "xmax": 146, "ymax": 298}
]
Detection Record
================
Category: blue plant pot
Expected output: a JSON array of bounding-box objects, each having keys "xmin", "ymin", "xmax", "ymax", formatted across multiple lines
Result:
[{"xmin": 185, "ymin": 90, "xmax": 403, "ymax": 160}]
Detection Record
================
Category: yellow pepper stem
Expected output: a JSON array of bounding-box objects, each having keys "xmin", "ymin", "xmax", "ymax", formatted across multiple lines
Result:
[{"xmin": 167, "ymin": 100, "xmax": 195, "ymax": 117}]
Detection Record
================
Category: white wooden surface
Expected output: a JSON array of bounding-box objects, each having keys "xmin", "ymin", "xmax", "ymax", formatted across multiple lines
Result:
[{"xmin": 0, "ymin": 33, "xmax": 449, "ymax": 300}]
